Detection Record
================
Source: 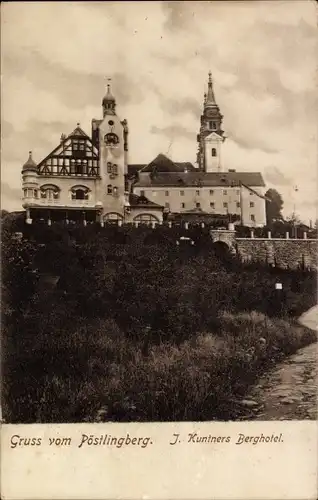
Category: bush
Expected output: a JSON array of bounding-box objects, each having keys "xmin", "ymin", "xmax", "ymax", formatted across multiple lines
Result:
[
  {"xmin": 2, "ymin": 220, "xmax": 317, "ymax": 422},
  {"xmin": 3, "ymin": 312, "xmax": 315, "ymax": 423}
]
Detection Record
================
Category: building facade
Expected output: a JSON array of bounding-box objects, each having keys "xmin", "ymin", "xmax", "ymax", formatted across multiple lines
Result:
[
  {"xmin": 21, "ymin": 73, "xmax": 266, "ymax": 227},
  {"xmin": 22, "ymin": 83, "xmax": 163, "ymax": 225}
]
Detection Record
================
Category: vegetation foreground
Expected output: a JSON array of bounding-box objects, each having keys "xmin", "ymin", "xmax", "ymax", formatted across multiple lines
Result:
[{"xmin": 2, "ymin": 220, "xmax": 317, "ymax": 422}]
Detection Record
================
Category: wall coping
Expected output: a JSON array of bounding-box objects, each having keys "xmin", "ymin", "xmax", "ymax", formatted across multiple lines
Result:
[
  {"xmin": 236, "ymin": 238, "xmax": 318, "ymax": 242},
  {"xmin": 210, "ymin": 230, "xmax": 236, "ymax": 234}
]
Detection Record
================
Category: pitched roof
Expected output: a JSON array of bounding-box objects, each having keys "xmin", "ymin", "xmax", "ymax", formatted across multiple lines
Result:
[
  {"xmin": 134, "ymin": 171, "xmax": 265, "ymax": 188},
  {"xmin": 139, "ymin": 154, "xmax": 195, "ymax": 173},
  {"xmin": 67, "ymin": 125, "xmax": 89, "ymax": 138},
  {"xmin": 128, "ymin": 164, "xmax": 146, "ymax": 176},
  {"xmin": 128, "ymin": 193, "xmax": 164, "ymax": 209}
]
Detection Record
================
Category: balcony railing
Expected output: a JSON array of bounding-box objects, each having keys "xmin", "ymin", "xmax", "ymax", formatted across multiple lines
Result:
[{"xmin": 22, "ymin": 197, "xmax": 96, "ymax": 208}]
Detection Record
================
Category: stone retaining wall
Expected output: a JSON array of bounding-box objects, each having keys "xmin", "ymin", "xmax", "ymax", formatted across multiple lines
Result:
[{"xmin": 236, "ymin": 238, "xmax": 317, "ymax": 270}]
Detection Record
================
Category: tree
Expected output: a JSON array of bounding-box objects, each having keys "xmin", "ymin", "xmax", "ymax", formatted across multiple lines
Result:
[{"xmin": 265, "ymin": 189, "xmax": 284, "ymax": 224}]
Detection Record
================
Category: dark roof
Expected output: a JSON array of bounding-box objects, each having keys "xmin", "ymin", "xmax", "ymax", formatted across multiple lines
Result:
[
  {"xmin": 127, "ymin": 157, "xmax": 196, "ymax": 178},
  {"xmin": 128, "ymin": 193, "xmax": 163, "ymax": 209},
  {"xmin": 22, "ymin": 151, "xmax": 38, "ymax": 172},
  {"xmin": 140, "ymin": 154, "xmax": 196, "ymax": 173},
  {"xmin": 175, "ymin": 162, "xmax": 197, "ymax": 172},
  {"xmin": 134, "ymin": 171, "xmax": 265, "ymax": 188},
  {"xmin": 128, "ymin": 164, "xmax": 146, "ymax": 176}
]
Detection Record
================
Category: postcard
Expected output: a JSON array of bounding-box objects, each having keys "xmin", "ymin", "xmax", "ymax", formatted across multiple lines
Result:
[{"xmin": 1, "ymin": 1, "xmax": 317, "ymax": 499}]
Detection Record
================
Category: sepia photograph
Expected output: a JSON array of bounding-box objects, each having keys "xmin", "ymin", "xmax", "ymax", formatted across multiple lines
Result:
[{"xmin": 1, "ymin": 0, "xmax": 317, "ymax": 430}]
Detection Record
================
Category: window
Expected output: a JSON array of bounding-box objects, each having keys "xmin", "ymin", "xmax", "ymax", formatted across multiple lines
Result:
[
  {"xmin": 104, "ymin": 212, "xmax": 123, "ymax": 222},
  {"xmin": 223, "ymin": 190, "xmax": 227, "ymax": 195},
  {"xmin": 196, "ymin": 190, "xmax": 200, "ymax": 196},
  {"xmin": 134, "ymin": 214, "xmax": 159, "ymax": 223},
  {"xmin": 209, "ymin": 189, "xmax": 214, "ymax": 195},
  {"xmin": 212, "ymin": 148, "xmax": 217, "ymax": 157},
  {"xmin": 23, "ymin": 188, "xmax": 28, "ymax": 198},
  {"xmin": 165, "ymin": 190, "xmax": 169, "ymax": 196},
  {"xmin": 196, "ymin": 202, "xmax": 201, "ymax": 208},
  {"xmin": 107, "ymin": 185, "xmax": 113, "ymax": 195},
  {"xmin": 40, "ymin": 185, "xmax": 60, "ymax": 200},
  {"xmin": 75, "ymin": 163, "xmax": 83, "ymax": 175},
  {"xmin": 71, "ymin": 187, "xmax": 89, "ymax": 200},
  {"xmin": 210, "ymin": 202, "xmax": 215, "ymax": 209},
  {"xmin": 209, "ymin": 121, "xmax": 217, "ymax": 130},
  {"xmin": 181, "ymin": 202, "xmax": 185, "ymax": 209},
  {"xmin": 223, "ymin": 202, "xmax": 228, "ymax": 208},
  {"xmin": 180, "ymin": 190, "xmax": 185, "ymax": 196},
  {"xmin": 34, "ymin": 189, "xmax": 38, "ymax": 198},
  {"xmin": 250, "ymin": 202, "xmax": 254, "ymax": 208},
  {"xmin": 251, "ymin": 214, "xmax": 255, "ymax": 221},
  {"xmin": 140, "ymin": 190, "xmax": 145, "ymax": 197},
  {"xmin": 107, "ymin": 162, "xmax": 118, "ymax": 176},
  {"xmin": 236, "ymin": 202, "xmax": 240, "ymax": 208}
]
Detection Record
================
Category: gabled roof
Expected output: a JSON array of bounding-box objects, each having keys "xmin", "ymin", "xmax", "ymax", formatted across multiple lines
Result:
[
  {"xmin": 134, "ymin": 171, "xmax": 265, "ymax": 188},
  {"xmin": 37, "ymin": 125, "xmax": 99, "ymax": 175},
  {"xmin": 67, "ymin": 125, "xmax": 89, "ymax": 138}
]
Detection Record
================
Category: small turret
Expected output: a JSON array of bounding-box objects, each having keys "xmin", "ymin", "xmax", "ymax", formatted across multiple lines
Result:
[
  {"xmin": 102, "ymin": 80, "xmax": 116, "ymax": 117},
  {"xmin": 22, "ymin": 151, "xmax": 37, "ymax": 173}
]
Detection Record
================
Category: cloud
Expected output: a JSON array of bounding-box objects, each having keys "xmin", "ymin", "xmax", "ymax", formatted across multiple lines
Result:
[
  {"xmin": 1, "ymin": 0, "xmax": 316, "ymax": 222},
  {"xmin": 264, "ymin": 166, "xmax": 293, "ymax": 187},
  {"xmin": 150, "ymin": 124, "xmax": 194, "ymax": 141}
]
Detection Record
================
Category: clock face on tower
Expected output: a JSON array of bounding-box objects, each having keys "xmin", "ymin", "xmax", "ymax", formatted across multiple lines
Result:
[
  {"xmin": 206, "ymin": 109, "xmax": 214, "ymax": 118},
  {"xmin": 104, "ymin": 133, "xmax": 119, "ymax": 146}
]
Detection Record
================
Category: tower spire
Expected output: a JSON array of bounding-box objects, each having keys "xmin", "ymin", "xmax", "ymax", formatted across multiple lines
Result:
[
  {"xmin": 102, "ymin": 77, "xmax": 116, "ymax": 116},
  {"xmin": 206, "ymin": 71, "xmax": 216, "ymax": 106}
]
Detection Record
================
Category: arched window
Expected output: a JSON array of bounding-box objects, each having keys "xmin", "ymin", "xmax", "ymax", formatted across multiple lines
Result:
[
  {"xmin": 70, "ymin": 185, "xmax": 90, "ymax": 200},
  {"xmin": 133, "ymin": 213, "xmax": 159, "ymax": 223},
  {"xmin": 40, "ymin": 184, "xmax": 60, "ymax": 200},
  {"xmin": 104, "ymin": 212, "xmax": 123, "ymax": 222},
  {"xmin": 212, "ymin": 148, "xmax": 217, "ymax": 157}
]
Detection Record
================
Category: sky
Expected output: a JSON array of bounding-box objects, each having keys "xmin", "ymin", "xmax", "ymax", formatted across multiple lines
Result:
[{"xmin": 1, "ymin": 0, "xmax": 317, "ymax": 222}]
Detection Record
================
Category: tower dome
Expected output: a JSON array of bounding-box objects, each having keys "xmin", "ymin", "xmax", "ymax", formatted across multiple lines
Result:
[
  {"xmin": 102, "ymin": 81, "xmax": 116, "ymax": 116},
  {"xmin": 22, "ymin": 151, "xmax": 37, "ymax": 173}
]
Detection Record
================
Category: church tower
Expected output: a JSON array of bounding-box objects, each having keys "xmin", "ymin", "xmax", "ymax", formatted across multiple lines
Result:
[
  {"xmin": 197, "ymin": 72, "xmax": 225, "ymax": 172},
  {"xmin": 93, "ymin": 81, "xmax": 129, "ymax": 220}
]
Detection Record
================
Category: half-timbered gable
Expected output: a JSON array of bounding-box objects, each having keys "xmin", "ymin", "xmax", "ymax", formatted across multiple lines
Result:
[{"xmin": 38, "ymin": 126, "xmax": 100, "ymax": 178}]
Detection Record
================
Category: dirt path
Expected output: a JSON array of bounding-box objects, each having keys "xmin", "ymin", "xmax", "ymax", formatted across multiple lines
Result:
[
  {"xmin": 238, "ymin": 306, "xmax": 317, "ymax": 420},
  {"xmin": 239, "ymin": 342, "xmax": 317, "ymax": 420}
]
